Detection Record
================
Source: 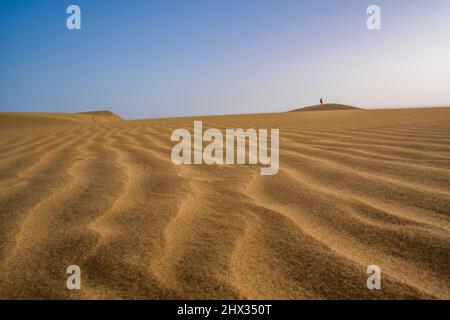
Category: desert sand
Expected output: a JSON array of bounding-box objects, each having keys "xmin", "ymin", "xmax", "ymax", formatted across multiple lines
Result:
[
  {"xmin": 290, "ymin": 103, "xmax": 361, "ymax": 112},
  {"xmin": 0, "ymin": 107, "xmax": 449, "ymax": 299}
]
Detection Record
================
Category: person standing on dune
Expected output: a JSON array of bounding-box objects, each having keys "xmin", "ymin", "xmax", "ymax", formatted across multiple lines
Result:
[{"xmin": 320, "ymin": 98, "xmax": 324, "ymax": 104}]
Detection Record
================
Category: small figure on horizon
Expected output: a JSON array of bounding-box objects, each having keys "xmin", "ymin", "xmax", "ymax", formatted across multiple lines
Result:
[{"xmin": 320, "ymin": 98, "xmax": 324, "ymax": 105}]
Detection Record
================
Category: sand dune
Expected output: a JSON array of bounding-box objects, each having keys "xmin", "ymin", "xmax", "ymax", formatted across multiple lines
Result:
[
  {"xmin": 0, "ymin": 110, "xmax": 123, "ymax": 130},
  {"xmin": 290, "ymin": 103, "xmax": 361, "ymax": 112},
  {"xmin": 0, "ymin": 107, "xmax": 449, "ymax": 299}
]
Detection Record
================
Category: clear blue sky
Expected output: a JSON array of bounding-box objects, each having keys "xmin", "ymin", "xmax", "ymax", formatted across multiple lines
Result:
[{"xmin": 1, "ymin": 0, "xmax": 449, "ymax": 119}]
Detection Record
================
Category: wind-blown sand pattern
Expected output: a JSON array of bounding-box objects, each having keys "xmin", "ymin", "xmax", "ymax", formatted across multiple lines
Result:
[{"xmin": 0, "ymin": 107, "xmax": 449, "ymax": 299}]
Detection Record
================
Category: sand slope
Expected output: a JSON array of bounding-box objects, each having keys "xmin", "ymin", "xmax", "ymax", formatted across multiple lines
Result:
[
  {"xmin": 0, "ymin": 108, "xmax": 449, "ymax": 299},
  {"xmin": 0, "ymin": 111, "xmax": 123, "ymax": 130},
  {"xmin": 290, "ymin": 103, "xmax": 361, "ymax": 112}
]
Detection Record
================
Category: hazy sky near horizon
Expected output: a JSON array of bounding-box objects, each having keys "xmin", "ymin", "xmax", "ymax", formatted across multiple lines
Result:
[{"xmin": 1, "ymin": 0, "xmax": 449, "ymax": 119}]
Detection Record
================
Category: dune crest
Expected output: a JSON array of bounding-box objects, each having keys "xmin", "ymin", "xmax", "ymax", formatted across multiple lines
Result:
[
  {"xmin": 0, "ymin": 110, "xmax": 123, "ymax": 130},
  {"xmin": 290, "ymin": 103, "xmax": 361, "ymax": 112}
]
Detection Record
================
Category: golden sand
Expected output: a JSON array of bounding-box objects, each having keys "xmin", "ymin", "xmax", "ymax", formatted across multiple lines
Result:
[{"xmin": 0, "ymin": 107, "xmax": 449, "ymax": 299}]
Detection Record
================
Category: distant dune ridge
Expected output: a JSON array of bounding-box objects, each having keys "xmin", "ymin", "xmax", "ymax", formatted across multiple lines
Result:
[
  {"xmin": 0, "ymin": 106, "xmax": 450, "ymax": 300},
  {"xmin": 77, "ymin": 110, "xmax": 124, "ymax": 119},
  {"xmin": 290, "ymin": 103, "xmax": 361, "ymax": 112},
  {"xmin": 0, "ymin": 110, "xmax": 123, "ymax": 130}
]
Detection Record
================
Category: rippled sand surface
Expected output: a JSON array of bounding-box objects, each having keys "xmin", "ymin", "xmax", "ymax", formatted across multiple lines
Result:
[{"xmin": 0, "ymin": 107, "xmax": 449, "ymax": 299}]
